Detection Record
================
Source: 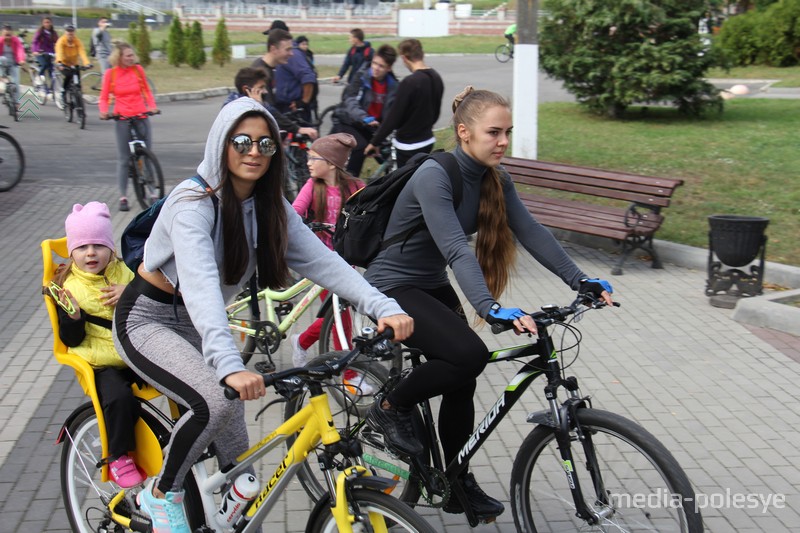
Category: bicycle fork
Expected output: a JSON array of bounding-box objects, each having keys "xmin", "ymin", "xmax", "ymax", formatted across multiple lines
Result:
[{"xmin": 547, "ymin": 381, "xmax": 614, "ymax": 525}]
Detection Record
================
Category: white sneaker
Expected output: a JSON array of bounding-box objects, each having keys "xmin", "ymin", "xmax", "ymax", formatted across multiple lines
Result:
[
  {"xmin": 343, "ymin": 369, "xmax": 375, "ymax": 395},
  {"xmin": 290, "ymin": 333, "xmax": 308, "ymax": 367}
]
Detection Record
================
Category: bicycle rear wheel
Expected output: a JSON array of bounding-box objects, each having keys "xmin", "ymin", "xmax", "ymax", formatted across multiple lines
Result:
[
  {"xmin": 510, "ymin": 408, "xmax": 703, "ymax": 532},
  {"xmin": 60, "ymin": 405, "xmax": 205, "ymax": 533},
  {"xmin": 132, "ymin": 146, "xmax": 165, "ymax": 209},
  {"xmin": 307, "ymin": 489, "xmax": 436, "ymax": 533},
  {"xmin": 495, "ymin": 44, "xmax": 513, "ymax": 63},
  {"xmin": 81, "ymin": 71, "xmax": 102, "ymax": 104},
  {"xmin": 0, "ymin": 131, "xmax": 25, "ymax": 192}
]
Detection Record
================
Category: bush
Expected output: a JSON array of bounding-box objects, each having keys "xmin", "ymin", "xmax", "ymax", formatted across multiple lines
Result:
[
  {"xmin": 166, "ymin": 16, "xmax": 185, "ymax": 67},
  {"xmin": 716, "ymin": 0, "xmax": 800, "ymax": 66},
  {"xmin": 136, "ymin": 13, "xmax": 152, "ymax": 67},
  {"xmin": 212, "ymin": 18, "xmax": 232, "ymax": 67},
  {"xmin": 185, "ymin": 21, "xmax": 206, "ymax": 69},
  {"xmin": 539, "ymin": 0, "xmax": 721, "ymax": 118}
]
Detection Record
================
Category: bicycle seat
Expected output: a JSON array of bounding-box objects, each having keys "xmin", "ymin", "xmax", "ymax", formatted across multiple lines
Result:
[{"xmin": 41, "ymin": 237, "xmax": 163, "ymax": 480}]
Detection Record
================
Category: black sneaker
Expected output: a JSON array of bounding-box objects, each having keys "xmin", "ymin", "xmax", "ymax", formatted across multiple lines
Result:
[
  {"xmin": 443, "ymin": 472, "xmax": 505, "ymax": 520},
  {"xmin": 365, "ymin": 401, "xmax": 423, "ymax": 457}
]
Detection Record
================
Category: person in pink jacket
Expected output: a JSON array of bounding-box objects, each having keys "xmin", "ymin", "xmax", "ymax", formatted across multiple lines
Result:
[
  {"xmin": 290, "ymin": 133, "xmax": 374, "ymax": 395},
  {"xmin": 0, "ymin": 24, "xmax": 27, "ymax": 88},
  {"xmin": 99, "ymin": 42, "xmax": 158, "ymax": 212}
]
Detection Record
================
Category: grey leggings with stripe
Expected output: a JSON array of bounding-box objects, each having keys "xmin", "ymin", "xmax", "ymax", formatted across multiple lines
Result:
[{"xmin": 113, "ymin": 276, "xmax": 251, "ymax": 494}]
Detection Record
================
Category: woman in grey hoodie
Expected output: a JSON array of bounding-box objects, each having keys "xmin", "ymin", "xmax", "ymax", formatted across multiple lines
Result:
[{"xmin": 114, "ymin": 97, "xmax": 412, "ymax": 532}]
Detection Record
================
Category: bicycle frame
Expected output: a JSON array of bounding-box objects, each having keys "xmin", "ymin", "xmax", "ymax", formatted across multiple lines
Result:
[
  {"xmin": 227, "ymin": 278, "xmax": 349, "ymax": 350},
  {"xmin": 106, "ymin": 385, "xmax": 387, "ymax": 532},
  {"xmin": 364, "ymin": 325, "xmax": 604, "ymax": 527}
]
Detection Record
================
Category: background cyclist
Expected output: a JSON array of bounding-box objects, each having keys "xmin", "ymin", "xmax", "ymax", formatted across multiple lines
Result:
[
  {"xmin": 0, "ymin": 24, "xmax": 26, "ymax": 88},
  {"xmin": 331, "ymin": 44, "xmax": 399, "ymax": 178},
  {"xmin": 31, "ymin": 17, "xmax": 58, "ymax": 89},
  {"xmin": 363, "ymin": 87, "xmax": 613, "ymax": 522},
  {"xmin": 504, "ymin": 23, "xmax": 517, "ymax": 49},
  {"xmin": 98, "ymin": 42, "xmax": 157, "ymax": 212},
  {"xmin": 55, "ymin": 24, "xmax": 91, "ymax": 105}
]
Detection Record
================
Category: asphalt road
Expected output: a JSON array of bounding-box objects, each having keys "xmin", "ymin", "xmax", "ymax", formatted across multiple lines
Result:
[{"xmin": 6, "ymin": 55, "xmax": 568, "ymax": 190}]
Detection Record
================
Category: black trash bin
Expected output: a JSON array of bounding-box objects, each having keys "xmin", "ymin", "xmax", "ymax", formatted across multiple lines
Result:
[{"xmin": 706, "ymin": 215, "xmax": 769, "ymax": 304}]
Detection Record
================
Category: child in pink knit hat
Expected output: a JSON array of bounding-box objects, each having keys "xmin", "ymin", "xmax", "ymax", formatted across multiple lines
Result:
[
  {"xmin": 291, "ymin": 134, "xmax": 375, "ymax": 395},
  {"xmin": 52, "ymin": 202, "xmax": 145, "ymax": 488}
]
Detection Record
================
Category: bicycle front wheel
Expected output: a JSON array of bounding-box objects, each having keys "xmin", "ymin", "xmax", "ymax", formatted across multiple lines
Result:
[
  {"xmin": 495, "ymin": 44, "xmax": 513, "ymax": 63},
  {"xmin": 63, "ymin": 89, "xmax": 73, "ymax": 122},
  {"xmin": 0, "ymin": 131, "xmax": 25, "ymax": 192},
  {"xmin": 132, "ymin": 147, "xmax": 165, "ymax": 209},
  {"xmin": 510, "ymin": 408, "xmax": 703, "ymax": 533},
  {"xmin": 316, "ymin": 104, "xmax": 338, "ymax": 136},
  {"xmin": 75, "ymin": 90, "xmax": 86, "ymax": 129},
  {"xmin": 81, "ymin": 71, "xmax": 102, "ymax": 104},
  {"xmin": 318, "ymin": 299, "xmax": 373, "ymax": 355},
  {"xmin": 307, "ymin": 488, "xmax": 436, "ymax": 533}
]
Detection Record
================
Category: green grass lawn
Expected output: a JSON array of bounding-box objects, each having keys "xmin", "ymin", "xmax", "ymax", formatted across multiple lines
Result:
[
  {"xmin": 533, "ymin": 101, "xmax": 800, "ymax": 266},
  {"xmin": 707, "ymin": 65, "xmax": 800, "ymax": 88}
]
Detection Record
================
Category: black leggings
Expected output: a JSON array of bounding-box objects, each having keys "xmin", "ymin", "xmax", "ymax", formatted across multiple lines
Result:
[{"xmin": 384, "ymin": 285, "xmax": 489, "ymax": 464}]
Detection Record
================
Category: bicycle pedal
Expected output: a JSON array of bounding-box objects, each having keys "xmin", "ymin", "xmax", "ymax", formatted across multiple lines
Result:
[
  {"xmin": 360, "ymin": 427, "xmax": 387, "ymax": 450},
  {"xmin": 254, "ymin": 360, "xmax": 276, "ymax": 374}
]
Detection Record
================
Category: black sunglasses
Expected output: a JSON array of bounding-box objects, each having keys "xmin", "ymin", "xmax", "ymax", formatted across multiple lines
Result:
[{"xmin": 229, "ymin": 134, "xmax": 278, "ymax": 157}]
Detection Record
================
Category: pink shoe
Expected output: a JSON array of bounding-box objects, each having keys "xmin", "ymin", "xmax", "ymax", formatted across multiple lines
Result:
[{"xmin": 109, "ymin": 454, "xmax": 146, "ymax": 488}]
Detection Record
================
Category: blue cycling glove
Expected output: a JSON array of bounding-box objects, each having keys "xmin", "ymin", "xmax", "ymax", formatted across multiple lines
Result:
[
  {"xmin": 579, "ymin": 278, "xmax": 613, "ymax": 297},
  {"xmin": 486, "ymin": 303, "xmax": 526, "ymax": 324}
]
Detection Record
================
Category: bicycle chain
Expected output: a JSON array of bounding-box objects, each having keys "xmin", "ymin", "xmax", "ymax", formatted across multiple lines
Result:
[
  {"xmin": 358, "ymin": 434, "xmax": 450, "ymax": 509},
  {"xmin": 415, "ymin": 466, "xmax": 450, "ymax": 509}
]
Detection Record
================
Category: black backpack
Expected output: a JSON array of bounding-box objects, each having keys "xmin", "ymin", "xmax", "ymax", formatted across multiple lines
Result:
[
  {"xmin": 121, "ymin": 176, "xmax": 217, "ymax": 271},
  {"xmin": 333, "ymin": 152, "xmax": 462, "ymax": 268}
]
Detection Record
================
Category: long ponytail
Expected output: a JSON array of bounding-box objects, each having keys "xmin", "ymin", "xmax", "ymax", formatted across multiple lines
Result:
[{"xmin": 452, "ymin": 86, "xmax": 516, "ymax": 299}]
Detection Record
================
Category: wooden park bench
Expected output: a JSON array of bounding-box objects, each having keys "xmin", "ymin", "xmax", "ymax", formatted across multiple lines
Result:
[{"xmin": 502, "ymin": 157, "xmax": 684, "ymax": 275}]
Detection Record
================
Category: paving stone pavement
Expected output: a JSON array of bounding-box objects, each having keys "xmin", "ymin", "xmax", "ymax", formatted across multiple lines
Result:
[{"xmin": 1, "ymin": 175, "xmax": 799, "ymax": 533}]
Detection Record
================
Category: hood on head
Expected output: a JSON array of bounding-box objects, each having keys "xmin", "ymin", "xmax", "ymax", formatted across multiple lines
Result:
[{"xmin": 197, "ymin": 98, "xmax": 280, "ymax": 189}]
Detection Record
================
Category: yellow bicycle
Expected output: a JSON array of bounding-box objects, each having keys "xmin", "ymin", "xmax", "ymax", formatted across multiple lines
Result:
[{"xmin": 42, "ymin": 237, "xmax": 435, "ymax": 533}]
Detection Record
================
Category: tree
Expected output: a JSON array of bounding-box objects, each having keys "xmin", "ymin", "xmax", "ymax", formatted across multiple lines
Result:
[
  {"xmin": 167, "ymin": 15, "xmax": 186, "ymax": 67},
  {"xmin": 212, "ymin": 17, "xmax": 232, "ymax": 67},
  {"xmin": 540, "ymin": 0, "xmax": 721, "ymax": 118},
  {"xmin": 136, "ymin": 13, "xmax": 151, "ymax": 67},
  {"xmin": 128, "ymin": 21, "xmax": 139, "ymax": 54},
  {"xmin": 186, "ymin": 21, "xmax": 206, "ymax": 69}
]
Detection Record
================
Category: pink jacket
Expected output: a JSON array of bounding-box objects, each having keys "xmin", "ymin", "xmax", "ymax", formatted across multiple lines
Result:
[{"xmin": 0, "ymin": 36, "xmax": 26, "ymax": 65}]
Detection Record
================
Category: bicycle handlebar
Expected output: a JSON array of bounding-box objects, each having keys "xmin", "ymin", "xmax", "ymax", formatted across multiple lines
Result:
[
  {"xmin": 105, "ymin": 110, "xmax": 161, "ymax": 121},
  {"xmin": 489, "ymin": 294, "xmax": 621, "ymax": 334},
  {"xmin": 224, "ymin": 327, "xmax": 396, "ymax": 400}
]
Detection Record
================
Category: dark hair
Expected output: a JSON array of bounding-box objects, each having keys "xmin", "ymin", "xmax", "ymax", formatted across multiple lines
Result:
[
  {"xmin": 398, "ymin": 39, "xmax": 423, "ymax": 61},
  {"xmin": 218, "ymin": 111, "xmax": 289, "ymax": 288},
  {"xmin": 38, "ymin": 17, "xmax": 57, "ymax": 37},
  {"xmin": 351, "ymin": 28, "xmax": 365, "ymax": 42},
  {"xmin": 295, "ymin": 35, "xmax": 308, "ymax": 45},
  {"xmin": 234, "ymin": 67, "xmax": 268, "ymax": 94},
  {"xmin": 267, "ymin": 29, "xmax": 292, "ymax": 51},
  {"xmin": 375, "ymin": 44, "xmax": 397, "ymax": 67}
]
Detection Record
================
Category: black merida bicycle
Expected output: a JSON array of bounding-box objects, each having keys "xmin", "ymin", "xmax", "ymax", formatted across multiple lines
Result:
[
  {"xmin": 288, "ymin": 294, "xmax": 704, "ymax": 532},
  {"xmin": 107, "ymin": 112, "xmax": 164, "ymax": 209}
]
